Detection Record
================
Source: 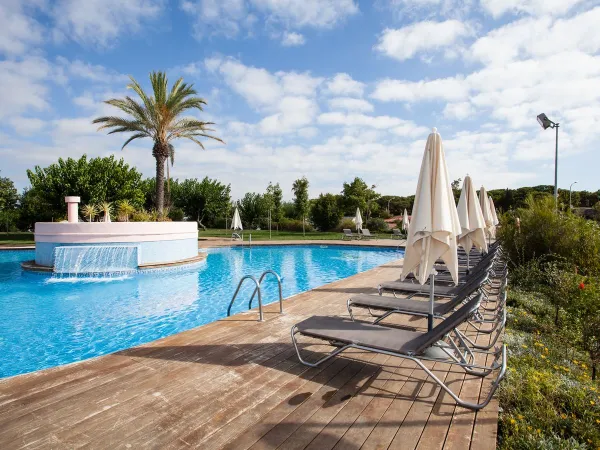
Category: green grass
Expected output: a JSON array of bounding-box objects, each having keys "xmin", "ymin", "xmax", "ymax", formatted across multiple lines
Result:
[
  {"xmin": 498, "ymin": 289, "xmax": 600, "ymax": 449},
  {"xmin": 0, "ymin": 232, "xmax": 34, "ymax": 246},
  {"xmin": 198, "ymin": 228, "xmax": 394, "ymax": 241}
]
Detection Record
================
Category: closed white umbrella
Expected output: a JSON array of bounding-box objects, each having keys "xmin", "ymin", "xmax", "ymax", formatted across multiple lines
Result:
[
  {"xmin": 457, "ymin": 175, "xmax": 488, "ymax": 272},
  {"xmin": 231, "ymin": 206, "xmax": 243, "ymax": 231},
  {"xmin": 479, "ymin": 186, "xmax": 494, "ymax": 245},
  {"xmin": 401, "ymin": 128, "xmax": 461, "ymax": 330},
  {"xmin": 402, "ymin": 208, "xmax": 410, "ymax": 231},
  {"xmin": 352, "ymin": 207, "xmax": 363, "ymax": 232},
  {"xmin": 489, "ymin": 196, "xmax": 499, "ymax": 226}
]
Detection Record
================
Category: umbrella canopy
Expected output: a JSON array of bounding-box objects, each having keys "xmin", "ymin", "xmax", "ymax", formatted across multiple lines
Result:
[
  {"xmin": 489, "ymin": 196, "xmax": 500, "ymax": 226},
  {"xmin": 401, "ymin": 128, "xmax": 461, "ymax": 285},
  {"xmin": 456, "ymin": 176, "xmax": 488, "ymax": 254},
  {"xmin": 479, "ymin": 186, "xmax": 494, "ymax": 237},
  {"xmin": 231, "ymin": 207, "xmax": 243, "ymax": 230},
  {"xmin": 352, "ymin": 208, "xmax": 363, "ymax": 231},
  {"xmin": 402, "ymin": 208, "xmax": 410, "ymax": 231}
]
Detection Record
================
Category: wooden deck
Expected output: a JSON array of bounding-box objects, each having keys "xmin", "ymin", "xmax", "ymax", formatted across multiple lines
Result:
[{"xmin": 0, "ymin": 243, "xmax": 500, "ymax": 449}]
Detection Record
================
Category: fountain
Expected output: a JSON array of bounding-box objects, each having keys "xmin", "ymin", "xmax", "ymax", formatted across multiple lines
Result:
[{"xmin": 23, "ymin": 196, "xmax": 204, "ymax": 274}]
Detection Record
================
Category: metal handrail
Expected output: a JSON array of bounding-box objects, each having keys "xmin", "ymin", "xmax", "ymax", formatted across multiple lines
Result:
[
  {"xmin": 248, "ymin": 270, "xmax": 284, "ymax": 314},
  {"xmin": 227, "ymin": 275, "xmax": 264, "ymax": 321}
]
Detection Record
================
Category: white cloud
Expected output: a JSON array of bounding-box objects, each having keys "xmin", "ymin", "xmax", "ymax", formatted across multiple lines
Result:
[
  {"xmin": 0, "ymin": 58, "xmax": 51, "ymax": 120},
  {"xmin": 56, "ymin": 57, "xmax": 129, "ymax": 84},
  {"xmin": 443, "ymin": 101, "xmax": 475, "ymax": 120},
  {"xmin": 371, "ymin": 76, "xmax": 468, "ymax": 102},
  {"xmin": 181, "ymin": 0, "xmax": 358, "ymax": 41},
  {"xmin": 325, "ymin": 73, "xmax": 365, "ymax": 97},
  {"xmin": 206, "ymin": 57, "xmax": 322, "ymax": 135},
  {"xmin": 318, "ymin": 112, "xmax": 427, "ymax": 137},
  {"xmin": 252, "ymin": 0, "xmax": 358, "ymax": 28},
  {"xmin": 328, "ymin": 97, "xmax": 374, "ymax": 112},
  {"xmin": 481, "ymin": 0, "xmax": 586, "ymax": 18},
  {"xmin": 0, "ymin": 0, "xmax": 45, "ymax": 56},
  {"xmin": 375, "ymin": 20, "xmax": 472, "ymax": 61},
  {"xmin": 281, "ymin": 31, "xmax": 305, "ymax": 46},
  {"xmin": 470, "ymin": 8, "xmax": 600, "ymax": 66},
  {"xmin": 52, "ymin": 0, "xmax": 163, "ymax": 47},
  {"xmin": 8, "ymin": 117, "xmax": 47, "ymax": 135}
]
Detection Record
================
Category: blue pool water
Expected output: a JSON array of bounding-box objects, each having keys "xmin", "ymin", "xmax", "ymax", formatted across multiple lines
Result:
[{"xmin": 0, "ymin": 245, "xmax": 402, "ymax": 379}]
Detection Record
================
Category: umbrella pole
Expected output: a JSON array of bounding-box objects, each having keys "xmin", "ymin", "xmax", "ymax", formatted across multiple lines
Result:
[
  {"xmin": 466, "ymin": 252, "xmax": 470, "ymax": 275},
  {"xmin": 428, "ymin": 272, "xmax": 435, "ymax": 331}
]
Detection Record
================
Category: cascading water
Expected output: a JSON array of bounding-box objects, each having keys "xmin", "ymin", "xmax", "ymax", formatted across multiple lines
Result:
[{"xmin": 53, "ymin": 245, "xmax": 138, "ymax": 278}]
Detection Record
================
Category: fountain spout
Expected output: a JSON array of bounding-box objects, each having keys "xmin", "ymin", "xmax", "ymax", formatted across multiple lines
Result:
[{"xmin": 65, "ymin": 196, "xmax": 81, "ymax": 223}]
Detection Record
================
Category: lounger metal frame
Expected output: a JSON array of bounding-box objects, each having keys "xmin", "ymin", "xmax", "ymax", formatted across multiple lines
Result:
[{"xmin": 291, "ymin": 324, "xmax": 507, "ymax": 411}]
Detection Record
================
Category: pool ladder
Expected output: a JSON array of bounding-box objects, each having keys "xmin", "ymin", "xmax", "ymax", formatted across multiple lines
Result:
[{"xmin": 227, "ymin": 270, "xmax": 284, "ymax": 321}]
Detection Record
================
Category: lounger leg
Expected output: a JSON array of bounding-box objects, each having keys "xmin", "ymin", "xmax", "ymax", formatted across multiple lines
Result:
[
  {"xmin": 291, "ymin": 326, "xmax": 352, "ymax": 368},
  {"xmin": 407, "ymin": 345, "xmax": 507, "ymax": 411}
]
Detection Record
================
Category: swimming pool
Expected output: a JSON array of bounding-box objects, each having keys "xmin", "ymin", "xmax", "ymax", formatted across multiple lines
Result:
[{"xmin": 0, "ymin": 245, "xmax": 402, "ymax": 378}]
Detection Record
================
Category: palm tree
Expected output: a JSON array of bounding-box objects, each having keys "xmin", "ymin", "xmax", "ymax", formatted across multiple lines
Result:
[
  {"xmin": 100, "ymin": 202, "xmax": 113, "ymax": 222},
  {"xmin": 92, "ymin": 72, "xmax": 224, "ymax": 215},
  {"xmin": 117, "ymin": 200, "xmax": 136, "ymax": 222},
  {"xmin": 81, "ymin": 204, "xmax": 99, "ymax": 222}
]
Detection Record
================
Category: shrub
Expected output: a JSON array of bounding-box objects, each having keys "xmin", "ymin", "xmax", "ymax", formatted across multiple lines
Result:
[
  {"xmin": 310, "ymin": 193, "xmax": 343, "ymax": 231},
  {"xmin": 168, "ymin": 207, "xmax": 185, "ymax": 221},
  {"xmin": 337, "ymin": 218, "xmax": 356, "ymax": 232},
  {"xmin": 279, "ymin": 218, "xmax": 314, "ymax": 232},
  {"xmin": 365, "ymin": 217, "xmax": 389, "ymax": 233},
  {"xmin": 498, "ymin": 194, "xmax": 600, "ymax": 276},
  {"xmin": 131, "ymin": 210, "xmax": 151, "ymax": 222}
]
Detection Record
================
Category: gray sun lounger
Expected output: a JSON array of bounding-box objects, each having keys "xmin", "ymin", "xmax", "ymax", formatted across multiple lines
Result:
[
  {"xmin": 342, "ymin": 229, "xmax": 358, "ymax": 240},
  {"xmin": 379, "ymin": 270, "xmax": 491, "ymax": 297},
  {"xmin": 291, "ymin": 294, "xmax": 506, "ymax": 410},
  {"xmin": 360, "ymin": 229, "xmax": 377, "ymax": 239}
]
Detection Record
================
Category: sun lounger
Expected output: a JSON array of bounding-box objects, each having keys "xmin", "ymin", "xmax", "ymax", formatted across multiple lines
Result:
[
  {"xmin": 378, "ymin": 269, "xmax": 491, "ymax": 297},
  {"xmin": 291, "ymin": 294, "xmax": 506, "ymax": 410},
  {"xmin": 360, "ymin": 229, "xmax": 377, "ymax": 240},
  {"xmin": 391, "ymin": 228, "xmax": 404, "ymax": 240},
  {"xmin": 341, "ymin": 229, "xmax": 358, "ymax": 240}
]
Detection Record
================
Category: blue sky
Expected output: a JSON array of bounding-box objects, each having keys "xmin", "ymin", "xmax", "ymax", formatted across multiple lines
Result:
[{"xmin": 1, "ymin": 0, "xmax": 599, "ymax": 200}]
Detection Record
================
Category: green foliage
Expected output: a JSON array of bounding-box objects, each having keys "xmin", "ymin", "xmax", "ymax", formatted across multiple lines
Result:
[
  {"xmin": 81, "ymin": 204, "xmax": 99, "ymax": 222},
  {"xmin": 93, "ymin": 71, "xmax": 223, "ymax": 213},
  {"xmin": 131, "ymin": 210, "xmax": 152, "ymax": 222},
  {"xmin": 265, "ymin": 182, "xmax": 283, "ymax": 223},
  {"xmin": 25, "ymin": 155, "xmax": 145, "ymax": 222},
  {"xmin": 238, "ymin": 193, "xmax": 266, "ymax": 229},
  {"xmin": 376, "ymin": 195, "xmax": 414, "ymax": 216},
  {"xmin": 0, "ymin": 173, "xmax": 19, "ymax": 231},
  {"xmin": 365, "ymin": 217, "xmax": 389, "ymax": 233},
  {"xmin": 498, "ymin": 194, "xmax": 600, "ymax": 276},
  {"xmin": 498, "ymin": 290, "xmax": 600, "ymax": 450},
  {"xmin": 281, "ymin": 201, "xmax": 296, "ymax": 219},
  {"xmin": 170, "ymin": 177, "xmax": 231, "ymax": 227},
  {"xmin": 292, "ymin": 177, "xmax": 310, "ymax": 219},
  {"xmin": 337, "ymin": 218, "xmax": 356, "ymax": 232},
  {"xmin": 278, "ymin": 218, "xmax": 314, "ymax": 232},
  {"xmin": 116, "ymin": 200, "xmax": 136, "ymax": 222},
  {"xmin": 99, "ymin": 202, "xmax": 113, "ymax": 221},
  {"xmin": 168, "ymin": 207, "xmax": 185, "ymax": 222},
  {"xmin": 310, "ymin": 193, "xmax": 343, "ymax": 231},
  {"xmin": 341, "ymin": 177, "xmax": 379, "ymax": 219}
]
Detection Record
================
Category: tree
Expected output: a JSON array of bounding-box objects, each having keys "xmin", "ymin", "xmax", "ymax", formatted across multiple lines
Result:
[
  {"xmin": 341, "ymin": 177, "xmax": 380, "ymax": 219},
  {"xmin": 292, "ymin": 177, "xmax": 310, "ymax": 235},
  {"xmin": 81, "ymin": 204, "xmax": 99, "ymax": 222},
  {"xmin": 238, "ymin": 193, "xmax": 266, "ymax": 229},
  {"xmin": 310, "ymin": 193, "xmax": 342, "ymax": 231},
  {"xmin": 265, "ymin": 182, "xmax": 283, "ymax": 223},
  {"xmin": 0, "ymin": 172, "xmax": 19, "ymax": 232},
  {"xmin": 92, "ymin": 71, "xmax": 223, "ymax": 215},
  {"xmin": 26, "ymin": 155, "xmax": 145, "ymax": 222},
  {"xmin": 117, "ymin": 200, "xmax": 135, "ymax": 222},
  {"xmin": 171, "ymin": 177, "xmax": 231, "ymax": 228}
]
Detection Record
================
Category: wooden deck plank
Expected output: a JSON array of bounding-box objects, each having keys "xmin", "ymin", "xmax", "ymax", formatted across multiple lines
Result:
[{"xmin": 0, "ymin": 241, "xmax": 502, "ymax": 450}]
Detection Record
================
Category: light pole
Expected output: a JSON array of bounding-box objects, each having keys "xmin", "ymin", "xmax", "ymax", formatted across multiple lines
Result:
[
  {"xmin": 387, "ymin": 198, "xmax": 392, "ymax": 214},
  {"xmin": 569, "ymin": 181, "xmax": 578, "ymax": 209},
  {"xmin": 536, "ymin": 113, "xmax": 560, "ymax": 209}
]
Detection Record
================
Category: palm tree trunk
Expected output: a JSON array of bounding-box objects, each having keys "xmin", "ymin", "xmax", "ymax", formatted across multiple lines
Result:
[{"xmin": 155, "ymin": 154, "xmax": 166, "ymax": 215}]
